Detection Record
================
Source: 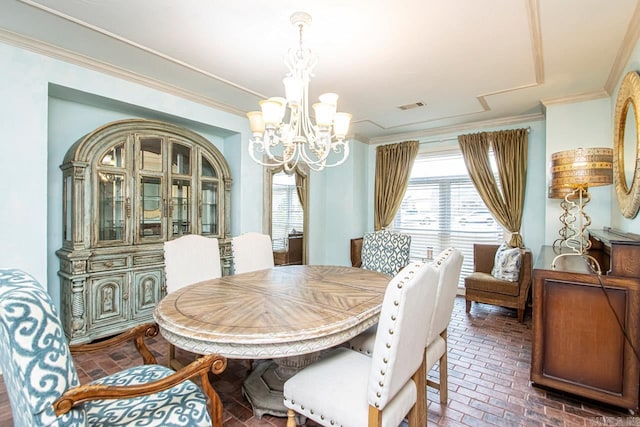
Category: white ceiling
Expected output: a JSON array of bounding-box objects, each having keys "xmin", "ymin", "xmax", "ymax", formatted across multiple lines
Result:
[{"xmin": 1, "ymin": 0, "xmax": 639, "ymax": 143}]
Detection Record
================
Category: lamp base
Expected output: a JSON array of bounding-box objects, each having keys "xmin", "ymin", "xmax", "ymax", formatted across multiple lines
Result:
[{"xmin": 551, "ymin": 252, "xmax": 602, "ymax": 275}]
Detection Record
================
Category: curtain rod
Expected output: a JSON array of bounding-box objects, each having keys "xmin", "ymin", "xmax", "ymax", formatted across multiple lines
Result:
[{"xmin": 419, "ymin": 126, "xmax": 531, "ymax": 145}]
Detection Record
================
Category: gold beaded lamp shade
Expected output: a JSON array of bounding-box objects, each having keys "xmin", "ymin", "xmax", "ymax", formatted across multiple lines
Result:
[{"xmin": 550, "ymin": 147, "xmax": 613, "ymax": 189}]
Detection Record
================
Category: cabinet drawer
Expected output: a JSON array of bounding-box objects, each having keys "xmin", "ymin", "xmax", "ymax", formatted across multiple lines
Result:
[
  {"xmin": 88, "ymin": 256, "xmax": 128, "ymax": 272},
  {"xmin": 133, "ymin": 253, "xmax": 164, "ymax": 266}
]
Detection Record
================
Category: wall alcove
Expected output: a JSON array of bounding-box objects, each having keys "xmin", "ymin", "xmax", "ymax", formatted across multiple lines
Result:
[{"xmin": 56, "ymin": 118, "xmax": 232, "ymax": 344}]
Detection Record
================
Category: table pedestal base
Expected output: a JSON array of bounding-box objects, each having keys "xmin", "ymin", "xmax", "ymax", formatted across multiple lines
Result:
[{"xmin": 242, "ymin": 353, "xmax": 321, "ymax": 420}]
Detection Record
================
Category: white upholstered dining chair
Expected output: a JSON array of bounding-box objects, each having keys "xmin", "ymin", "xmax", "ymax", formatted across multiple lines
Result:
[
  {"xmin": 164, "ymin": 234, "xmax": 222, "ymax": 294},
  {"xmin": 232, "ymin": 232, "xmax": 275, "ymax": 274},
  {"xmin": 163, "ymin": 234, "xmax": 221, "ymax": 369},
  {"xmin": 283, "ymin": 261, "xmax": 440, "ymax": 427},
  {"xmin": 349, "ymin": 247, "xmax": 463, "ymax": 404}
]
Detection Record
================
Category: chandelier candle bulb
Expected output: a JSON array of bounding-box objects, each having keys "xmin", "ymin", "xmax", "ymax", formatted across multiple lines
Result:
[
  {"xmin": 334, "ymin": 113, "xmax": 352, "ymax": 138},
  {"xmin": 319, "ymin": 93, "xmax": 339, "ymax": 111},
  {"xmin": 283, "ymin": 77, "xmax": 302, "ymax": 105},
  {"xmin": 258, "ymin": 101, "xmax": 280, "ymax": 125},
  {"xmin": 313, "ymin": 102, "xmax": 334, "ymax": 127},
  {"xmin": 247, "ymin": 111, "xmax": 265, "ymax": 135}
]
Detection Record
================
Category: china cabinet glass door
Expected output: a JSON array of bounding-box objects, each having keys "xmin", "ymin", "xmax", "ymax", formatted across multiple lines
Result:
[
  {"xmin": 201, "ymin": 157, "xmax": 219, "ymax": 236},
  {"xmin": 137, "ymin": 137, "xmax": 164, "ymax": 242},
  {"xmin": 171, "ymin": 179, "xmax": 191, "ymax": 236},
  {"xmin": 170, "ymin": 142, "xmax": 193, "ymax": 237},
  {"xmin": 98, "ymin": 174, "xmax": 126, "ymax": 241},
  {"xmin": 96, "ymin": 142, "xmax": 127, "ymax": 244},
  {"xmin": 140, "ymin": 176, "xmax": 163, "ymax": 239}
]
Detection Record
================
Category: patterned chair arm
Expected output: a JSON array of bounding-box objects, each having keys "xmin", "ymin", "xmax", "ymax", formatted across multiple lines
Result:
[
  {"xmin": 53, "ymin": 353, "xmax": 227, "ymax": 422},
  {"xmin": 68, "ymin": 322, "xmax": 160, "ymax": 365}
]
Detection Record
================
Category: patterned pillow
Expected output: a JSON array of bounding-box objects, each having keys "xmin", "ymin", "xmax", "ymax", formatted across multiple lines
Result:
[{"xmin": 491, "ymin": 243, "xmax": 523, "ymax": 282}]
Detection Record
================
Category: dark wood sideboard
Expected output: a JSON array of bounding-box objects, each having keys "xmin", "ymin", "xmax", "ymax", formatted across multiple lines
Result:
[
  {"xmin": 273, "ymin": 233, "xmax": 303, "ymax": 266},
  {"xmin": 531, "ymin": 227, "xmax": 640, "ymax": 410}
]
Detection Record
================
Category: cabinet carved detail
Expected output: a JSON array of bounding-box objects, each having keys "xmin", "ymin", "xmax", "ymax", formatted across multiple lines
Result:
[
  {"xmin": 70, "ymin": 279, "xmax": 86, "ymax": 335},
  {"xmin": 57, "ymin": 119, "xmax": 232, "ymax": 344}
]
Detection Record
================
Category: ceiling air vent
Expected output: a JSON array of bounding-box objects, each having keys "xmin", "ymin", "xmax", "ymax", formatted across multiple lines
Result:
[{"xmin": 397, "ymin": 102, "xmax": 425, "ymax": 111}]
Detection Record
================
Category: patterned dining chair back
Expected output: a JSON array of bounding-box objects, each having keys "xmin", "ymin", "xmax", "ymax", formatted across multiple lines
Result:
[
  {"xmin": 232, "ymin": 232, "xmax": 274, "ymax": 274},
  {"xmin": 361, "ymin": 230, "xmax": 411, "ymax": 277},
  {"xmin": 164, "ymin": 234, "xmax": 221, "ymax": 294},
  {"xmin": 0, "ymin": 269, "xmax": 87, "ymax": 427}
]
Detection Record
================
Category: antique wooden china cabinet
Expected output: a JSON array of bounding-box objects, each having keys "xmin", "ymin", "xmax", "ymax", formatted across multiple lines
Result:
[{"xmin": 57, "ymin": 119, "xmax": 232, "ymax": 344}]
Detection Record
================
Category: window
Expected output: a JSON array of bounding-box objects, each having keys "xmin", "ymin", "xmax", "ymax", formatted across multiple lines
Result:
[
  {"xmin": 271, "ymin": 172, "xmax": 304, "ymax": 251},
  {"xmin": 391, "ymin": 148, "xmax": 503, "ymax": 285}
]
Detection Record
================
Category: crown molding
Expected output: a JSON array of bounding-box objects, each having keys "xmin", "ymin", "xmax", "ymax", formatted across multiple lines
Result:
[
  {"xmin": 605, "ymin": 0, "xmax": 640, "ymax": 95},
  {"xmin": 527, "ymin": 0, "xmax": 545, "ymax": 85},
  {"xmin": 0, "ymin": 28, "xmax": 247, "ymax": 117},
  {"xmin": 350, "ymin": 133, "xmax": 371, "ymax": 144},
  {"xmin": 541, "ymin": 89, "xmax": 609, "ymax": 107},
  {"xmin": 368, "ymin": 113, "xmax": 545, "ymax": 145}
]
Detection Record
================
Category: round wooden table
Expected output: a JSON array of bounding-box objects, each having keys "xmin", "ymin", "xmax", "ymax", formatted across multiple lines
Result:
[{"xmin": 154, "ymin": 265, "xmax": 390, "ymax": 419}]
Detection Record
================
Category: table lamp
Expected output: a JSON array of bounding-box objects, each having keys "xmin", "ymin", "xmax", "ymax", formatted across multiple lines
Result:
[{"xmin": 549, "ymin": 147, "xmax": 613, "ymax": 273}]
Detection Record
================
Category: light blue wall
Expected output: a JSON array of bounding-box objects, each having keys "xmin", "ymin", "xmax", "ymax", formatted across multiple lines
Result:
[
  {"xmin": 0, "ymin": 42, "xmax": 49, "ymax": 283},
  {"xmin": 320, "ymin": 139, "xmax": 370, "ymax": 265},
  {"xmin": 544, "ymin": 98, "xmax": 613, "ymax": 243}
]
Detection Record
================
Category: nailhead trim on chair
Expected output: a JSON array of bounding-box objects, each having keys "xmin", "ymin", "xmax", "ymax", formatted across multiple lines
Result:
[
  {"xmin": 432, "ymin": 247, "xmax": 454, "ymax": 268},
  {"xmin": 283, "ymin": 396, "xmax": 342, "ymax": 427},
  {"xmin": 370, "ymin": 262, "xmax": 423, "ymax": 409}
]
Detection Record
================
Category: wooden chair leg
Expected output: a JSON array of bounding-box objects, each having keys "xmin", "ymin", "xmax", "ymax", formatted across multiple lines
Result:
[
  {"xmin": 465, "ymin": 299, "xmax": 472, "ymax": 313},
  {"xmin": 169, "ymin": 343, "xmax": 185, "ymax": 370},
  {"xmin": 168, "ymin": 343, "xmax": 181, "ymax": 370},
  {"xmin": 368, "ymin": 405, "xmax": 383, "ymax": 427},
  {"xmin": 408, "ymin": 352, "xmax": 427, "ymax": 426},
  {"xmin": 439, "ymin": 331, "xmax": 448, "ymax": 404},
  {"xmin": 286, "ymin": 409, "xmax": 296, "ymax": 427},
  {"xmin": 517, "ymin": 307, "xmax": 525, "ymax": 323}
]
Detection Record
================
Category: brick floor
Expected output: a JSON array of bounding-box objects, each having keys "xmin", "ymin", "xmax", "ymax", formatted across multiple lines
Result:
[{"xmin": 0, "ymin": 297, "xmax": 637, "ymax": 426}]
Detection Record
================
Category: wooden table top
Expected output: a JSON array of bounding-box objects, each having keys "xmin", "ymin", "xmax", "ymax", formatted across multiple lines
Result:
[{"xmin": 153, "ymin": 265, "xmax": 390, "ymax": 359}]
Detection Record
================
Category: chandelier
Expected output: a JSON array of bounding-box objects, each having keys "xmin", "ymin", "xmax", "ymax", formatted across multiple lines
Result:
[{"xmin": 246, "ymin": 12, "xmax": 352, "ymax": 172}]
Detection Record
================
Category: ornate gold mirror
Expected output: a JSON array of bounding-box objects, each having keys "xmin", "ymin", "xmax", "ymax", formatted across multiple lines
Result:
[{"xmin": 613, "ymin": 71, "xmax": 640, "ymax": 218}]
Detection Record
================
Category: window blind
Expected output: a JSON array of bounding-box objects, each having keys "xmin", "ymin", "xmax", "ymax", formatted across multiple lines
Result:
[
  {"xmin": 391, "ymin": 149, "xmax": 503, "ymax": 286},
  {"xmin": 271, "ymin": 173, "xmax": 304, "ymax": 251}
]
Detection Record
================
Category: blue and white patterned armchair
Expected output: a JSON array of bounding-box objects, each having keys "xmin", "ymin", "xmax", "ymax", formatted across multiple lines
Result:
[
  {"xmin": 360, "ymin": 230, "xmax": 411, "ymax": 277},
  {"xmin": 0, "ymin": 268, "xmax": 227, "ymax": 427}
]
